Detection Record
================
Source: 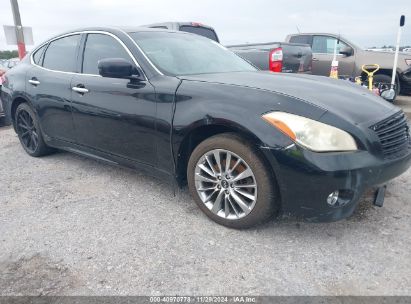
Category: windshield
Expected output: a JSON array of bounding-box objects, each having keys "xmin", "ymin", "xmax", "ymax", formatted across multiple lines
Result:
[{"xmin": 129, "ymin": 31, "xmax": 256, "ymax": 76}]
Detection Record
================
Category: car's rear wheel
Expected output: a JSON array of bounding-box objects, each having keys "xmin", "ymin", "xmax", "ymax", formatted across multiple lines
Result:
[
  {"xmin": 187, "ymin": 133, "xmax": 279, "ymax": 229},
  {"xmin": 15, "ymin": 103, "xmax": 53, "ymax": 157}
]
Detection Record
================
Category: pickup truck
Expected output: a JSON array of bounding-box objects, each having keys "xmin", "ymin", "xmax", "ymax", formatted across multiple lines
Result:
[
  {"xmin": 285, "ymin": 33, "xmax": 411, "ymax": 95},
  {"xmin": 142, "ymin": 22, "xmax": 312, "ymax": 74},
  {"xmin": 227, "ymin": 42, "xmax": 312, "ymax": 73}
]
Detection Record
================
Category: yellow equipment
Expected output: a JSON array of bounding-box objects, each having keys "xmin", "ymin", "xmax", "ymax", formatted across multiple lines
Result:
[{"xmin": 361, "ymin": 64, "xmax": 380, "ymax": 91}]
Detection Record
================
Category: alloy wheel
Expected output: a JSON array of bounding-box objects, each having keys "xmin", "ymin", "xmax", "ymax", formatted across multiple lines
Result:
[
  {"xmin": 194, "ymin": 149, "xmax": 258, "ymax": 220},
  {"xmin": 16, "ymin": 109, "xmax": 39, "ymax": 153}
]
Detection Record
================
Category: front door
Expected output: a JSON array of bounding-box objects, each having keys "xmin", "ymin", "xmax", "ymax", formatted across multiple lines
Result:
[
  {"xmin": 71, "ymin": 33, "xmax": 157, "ymax": 166},
  {"xmin": 311, "ymin": 35, "xmax": 355, "ymax": 78}
]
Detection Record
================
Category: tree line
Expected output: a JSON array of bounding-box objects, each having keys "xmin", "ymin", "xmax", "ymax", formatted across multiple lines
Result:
[{"xmin": 0, "ymin": 50, "xmax": 19, "ymax": 59}]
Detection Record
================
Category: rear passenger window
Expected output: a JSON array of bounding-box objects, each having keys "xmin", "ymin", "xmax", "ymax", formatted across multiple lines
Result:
[
  {"xmin": 32, "ymin": 44, "xmax": 47, "ymax": 65},
  {"xmin": 82, "ymin": 34, "xmax": 133, "ymax": 75},
  {"xmin": 42, "ymin": 34, "xmax": 80, "ymax": 72}
]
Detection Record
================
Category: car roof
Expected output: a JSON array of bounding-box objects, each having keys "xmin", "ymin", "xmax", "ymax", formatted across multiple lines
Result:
[
  {"xmin": 31, "ymin": 26, "xmax": 190, "ymax": 50},
  {"xmin": 58, "ymin": 26, "xmax": 177, "ymax": 35},
  {"xmin": 37, "ymin": 26, "xmax": 190, "ymax": 43}
]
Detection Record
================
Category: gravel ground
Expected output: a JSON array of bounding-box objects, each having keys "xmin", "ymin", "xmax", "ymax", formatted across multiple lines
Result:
[{"xmin": 0, "ymin": 126, "xmax": 410, "ymax": 296}]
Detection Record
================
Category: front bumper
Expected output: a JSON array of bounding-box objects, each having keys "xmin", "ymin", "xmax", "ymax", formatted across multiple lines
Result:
[
  {"xmin": 400, "ymin": 67, "xmax": 411, "ymax": 93},
  {"xmin": 261, "ymin": 144, "xmax": 411, "ymax": 222}
]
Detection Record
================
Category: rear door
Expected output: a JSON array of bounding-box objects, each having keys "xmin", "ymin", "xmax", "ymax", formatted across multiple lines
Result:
[
  {"xmin": 310, "ymin": 35, "xmax": 355, "ymax": 77},
  {"xmin": 70, "ymin": 32, "xmax": 157, "ymax": 166},
  {"xmin": 26, "ymin": 34, "xmax": 80, "ymax": 142}
]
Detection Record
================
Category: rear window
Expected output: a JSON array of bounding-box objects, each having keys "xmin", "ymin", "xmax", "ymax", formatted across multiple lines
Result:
[
  {"xmin": 289, "ymin": 35, "xmax": 311, "ymax": 45},
  {"xmin": 179, "ymin": 25, "xmax": 218, "ymax": 42}
]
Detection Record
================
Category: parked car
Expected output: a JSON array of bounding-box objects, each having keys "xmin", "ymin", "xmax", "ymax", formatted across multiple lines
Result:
[
  {"xmin": 0, "ymin": 68, "xmax": 7, "ymax": 126},
  {"xmin": 2, "ymin": 58, "xmax": 20, "ymax": 70},
  {"xmin": 0, "ymin": 102, "xmax": 5, "ymax": 126},
  {"xmin": 0, "ymin": 59, "xmax": 7, "ymax": 67},
  {"xmin": 227, "ymin": 42, "xmax": 312, "ymax": 73},
  {"xmin": 142, "ymin": 21, "xmax": 219, "ymax": 42},
  {"xmin": 285, "ymin": 33, "xmax": 411, "ymax": 95},
  {"xmin": 2, "ymin": 28, "xmax": 411, "ymax": 228},
  {"xmin": 403, "ymin": 48, "xmax": 411, "ymax": 53},
  {"xmin": 0, "ymin": 98, "xmax": 5, "ymax": 127}
]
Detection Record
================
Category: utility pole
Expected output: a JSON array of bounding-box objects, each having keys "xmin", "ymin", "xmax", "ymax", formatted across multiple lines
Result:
[{"xmin": 10, "ymin": 0, "xmax": 26, "ymax": 59}]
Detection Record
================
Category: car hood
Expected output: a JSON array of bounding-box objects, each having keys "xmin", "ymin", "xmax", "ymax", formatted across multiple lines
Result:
[{"xmin": 179, "ymin": 71, "xmax": 398, "ymax": 125}]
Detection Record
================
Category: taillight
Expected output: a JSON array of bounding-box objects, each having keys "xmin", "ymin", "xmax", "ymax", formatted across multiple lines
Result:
[{"xmin": 269, "ymin": 47, "xmax": 283, "ymax": 72}]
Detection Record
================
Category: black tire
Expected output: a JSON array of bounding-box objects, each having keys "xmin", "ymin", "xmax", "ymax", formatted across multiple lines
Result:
[
  {"xmin": 187, "ymin": 133, "xmax": 279, "ymax": 229},
  {"xmin": 15, "ymin": 103, "xmax": 53, "ymax": 157},
  {"xmin": 373, "ymin": 74, "xmax": 400, "ymax": 100}
]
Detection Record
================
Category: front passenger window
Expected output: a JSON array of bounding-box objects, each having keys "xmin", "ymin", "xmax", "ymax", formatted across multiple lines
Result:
[
  {"xmin": 82, "ymin": 34, "xmax": 133, "ymax": 75},
  {"xmin": 312, "ymin": 36, "xmax": 348, "ymax": 54}
]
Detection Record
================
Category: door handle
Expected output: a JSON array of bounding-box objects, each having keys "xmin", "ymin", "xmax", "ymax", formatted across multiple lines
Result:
[
  {"xmin": 28, "ymin": 79, "xmax": 40, "ymax": 86},
  {"xmin": 72, "ymin": 87, "xmax": 89, "ymax": 94},
  {"xmin": 312, "ymin": 58, "xmax": 319, "ymax": 61}
]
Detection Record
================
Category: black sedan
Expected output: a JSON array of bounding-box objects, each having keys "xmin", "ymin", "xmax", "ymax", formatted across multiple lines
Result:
[{"xmin": 1, "ymin": 27, "xmax": 410, "ymax": 228}]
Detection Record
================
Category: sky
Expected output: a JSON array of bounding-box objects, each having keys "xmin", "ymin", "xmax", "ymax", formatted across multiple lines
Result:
[{"xmin": 0, "ymin": 0, "xmax": 410, "ymax": 51}]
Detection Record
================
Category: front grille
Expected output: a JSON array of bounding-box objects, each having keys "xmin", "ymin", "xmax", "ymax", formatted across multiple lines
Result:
[{"xmin": 371, "ymin": 111, "xmax": 410, "ymax": 159}]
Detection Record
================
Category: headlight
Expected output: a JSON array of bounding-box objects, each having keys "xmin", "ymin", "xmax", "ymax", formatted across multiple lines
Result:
[
  {"xmin": 262, "ymin": 112, "xmax": 358, "ymax": 152},
  {"xmin": 405, "ymin": 59, "xmax": 411, "ymax": 66}
]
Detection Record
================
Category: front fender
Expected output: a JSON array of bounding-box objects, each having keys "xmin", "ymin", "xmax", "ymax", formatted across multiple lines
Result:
[{"xmin": 172, "ymin": 79, "xmax": 325, "ymax": 153}]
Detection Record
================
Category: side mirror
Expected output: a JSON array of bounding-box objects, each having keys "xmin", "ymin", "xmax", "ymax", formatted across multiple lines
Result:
[
  {"xmin": 339, "ymin": 46, "xmax": 353, "ymax": 56},
  {"xmin": 98, "ymin": 58, "xmax": 144, "ymax": 81}
]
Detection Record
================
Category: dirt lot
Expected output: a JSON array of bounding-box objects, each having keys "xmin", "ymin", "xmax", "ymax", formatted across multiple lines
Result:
[{"xmin": 0, "ymin": 102, "xmax": 410, "ymax": 296}]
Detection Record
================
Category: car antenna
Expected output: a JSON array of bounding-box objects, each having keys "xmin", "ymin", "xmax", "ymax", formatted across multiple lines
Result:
[{"xmin": 296, "ymin": 26, "xmax": 301, "ymax": 33}]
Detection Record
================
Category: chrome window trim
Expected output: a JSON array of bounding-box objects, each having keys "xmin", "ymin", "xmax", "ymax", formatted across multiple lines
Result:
[
  {"xmin": 120, "ymin": 29, "xmax": 164, "ymax": 76},
  {"xmin": 30, "ymin": 30, "xmax": 148, "ymax": 80}
]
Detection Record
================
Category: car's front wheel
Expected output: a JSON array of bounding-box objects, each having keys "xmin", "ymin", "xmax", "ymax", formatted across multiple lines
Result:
[
  {"xmin": 15, "ymin": 103, "xmax": 53, "ymax": 157},
  {"xmin": 187, "ymin": 133, "xmax": 279, "ymax": 229}
]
